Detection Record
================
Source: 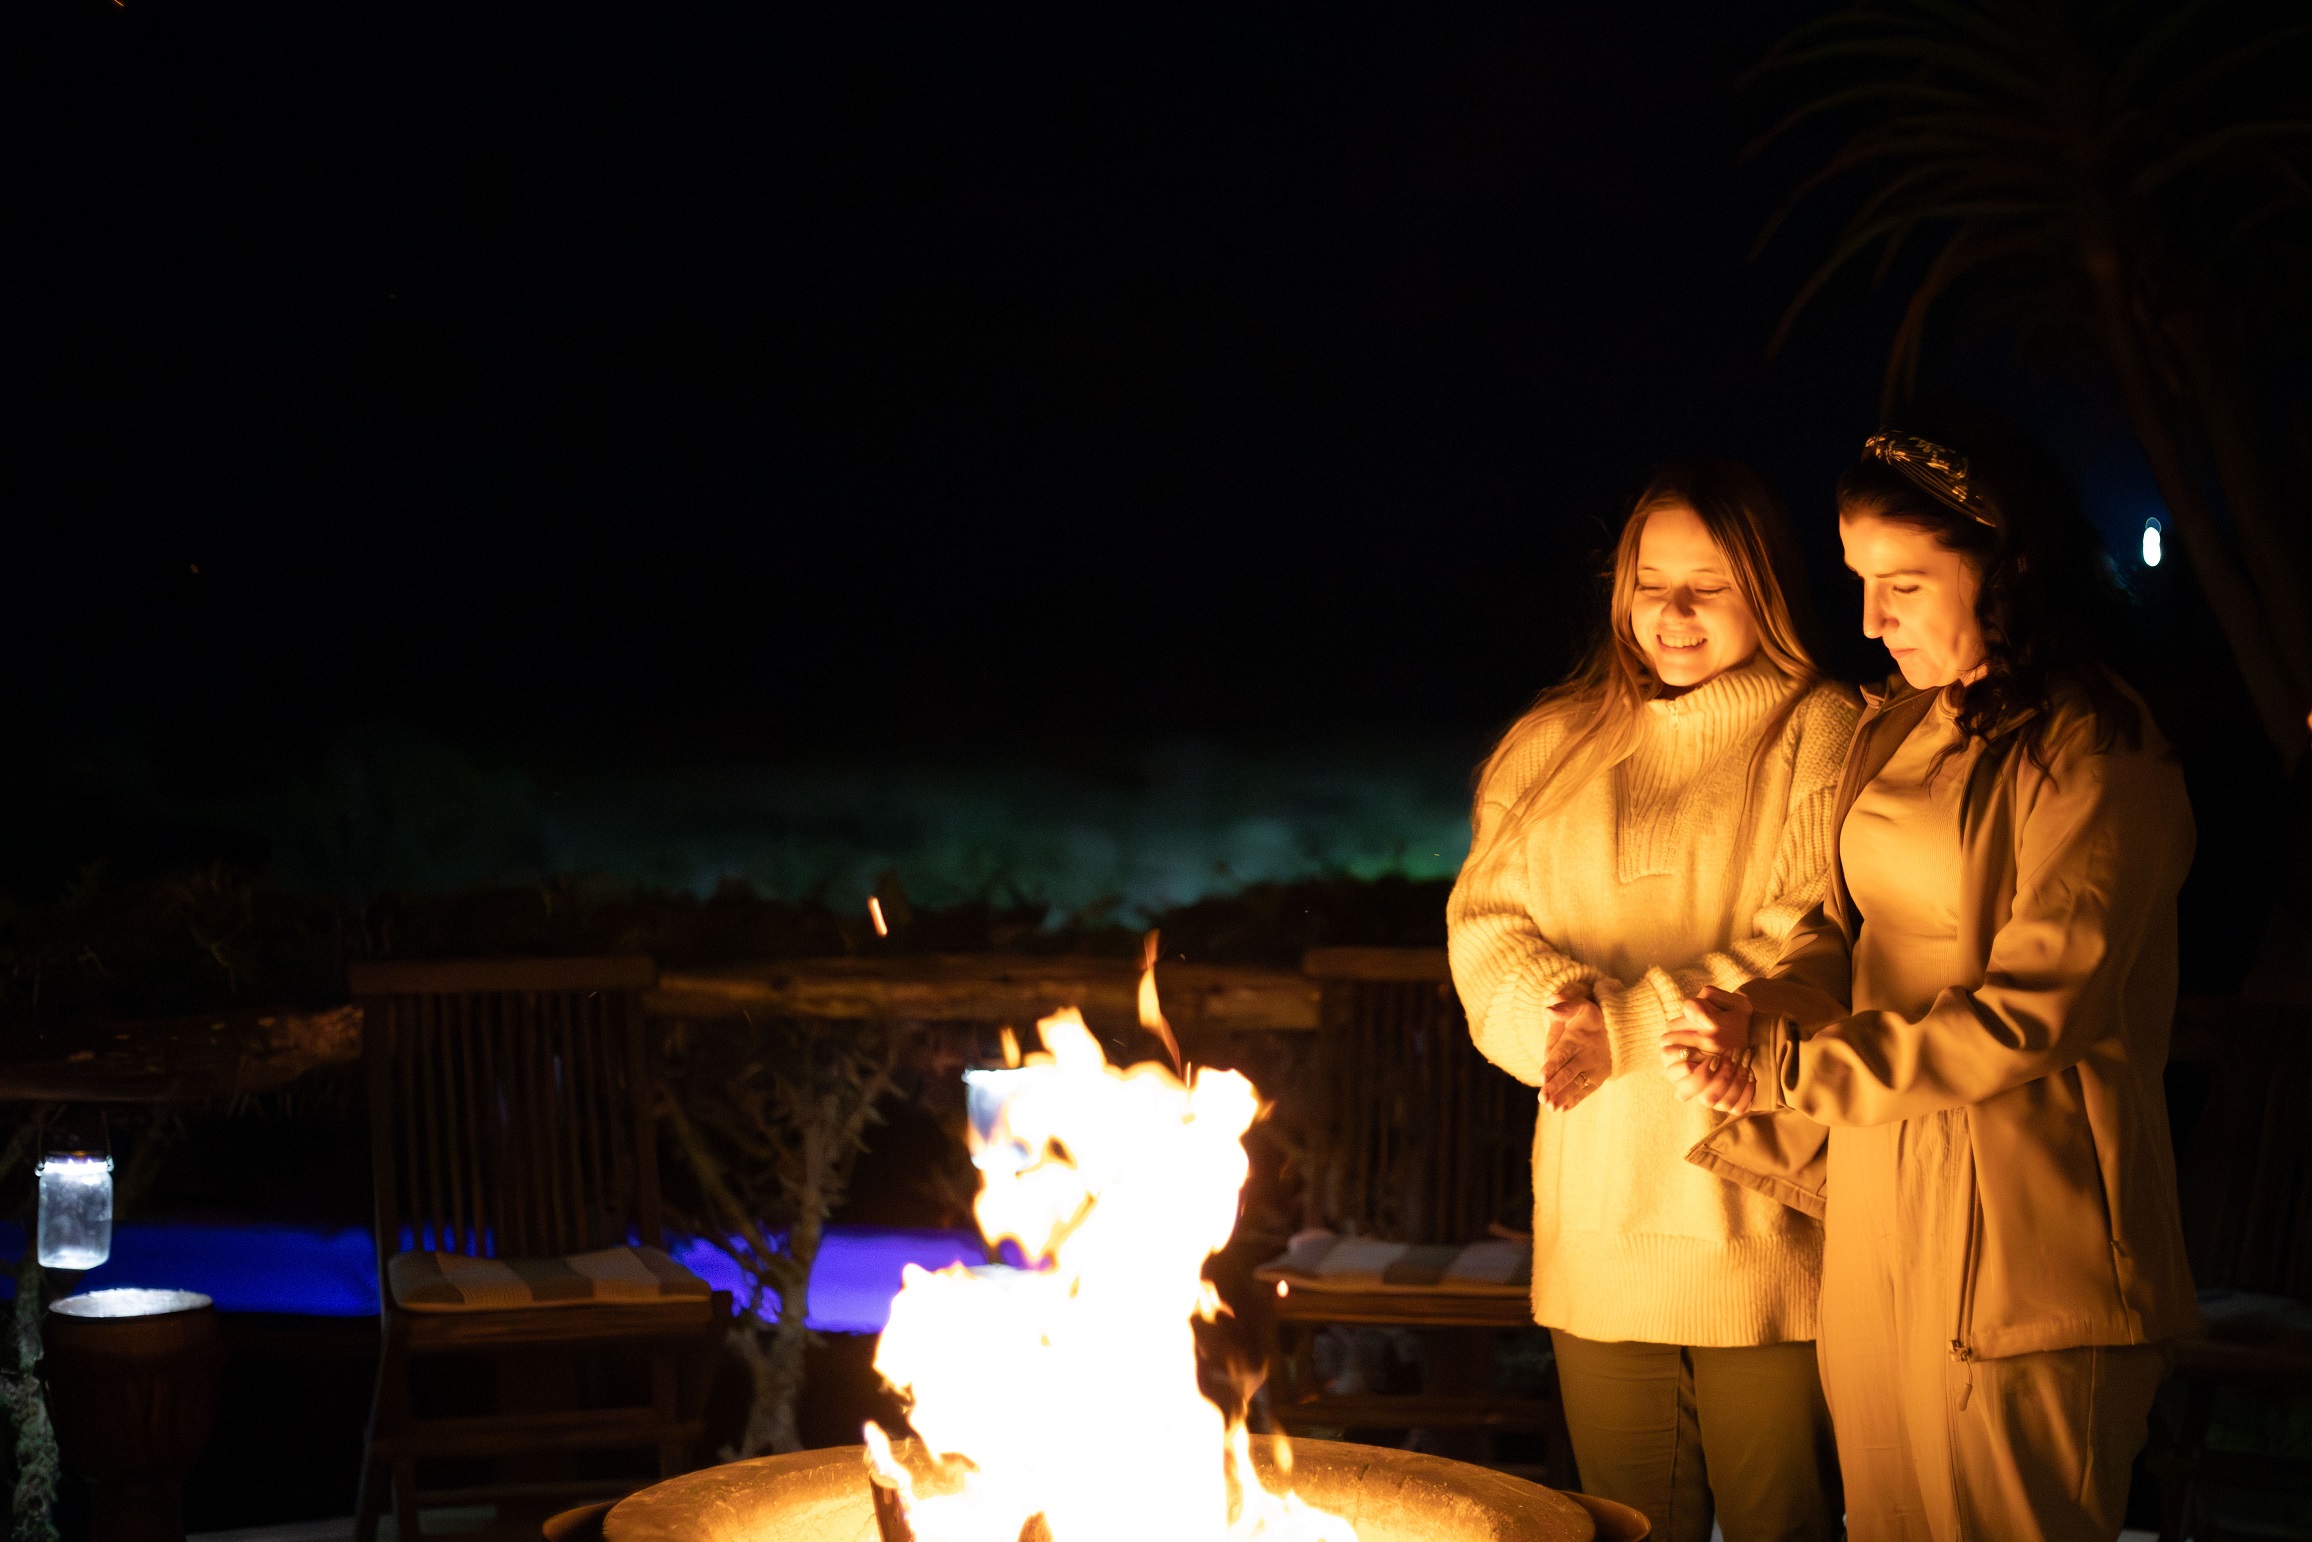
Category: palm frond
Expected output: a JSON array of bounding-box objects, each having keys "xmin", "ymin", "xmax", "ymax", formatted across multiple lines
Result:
[
  {"xmin": 1851, "ymin": 160, "xmax": 1981, "ymax": 237},
  {"xmin": 1752, "ymin": 130, "xmax": 1945, "ymax": 256},
  {"xmin": 1750, "ymin": 133, "xmax": 1997, "ymax": 257},
  {"xmin": 2271, "ymin": 153, "xmax": 2312, "ymax": 206},
  {"xmin": 1882, "ymin": 221, "xmax": 2050, "ymax": 409},
  {"xmin": 1897, "ymin": 0, "xmax": 2034, "ymax": 58},
  {"xmin": 1882, "ymin": 197, "xmax": 2073, "ymax": 222},
  {"xmin": 1872, "ymin": 220, "xmax": 1919, "ymax": 284},
  {"xmin": 2157, "ymin": 23, "xmax": 2312, "ymax": 112},
  {"xmin": 1819, "ymin": 125, "xmax": 2069, "ymax": 183},
  {"xmin": 2133, "ymin": 122, "xmax": 2312, "ymax": 199},
  {"xmin": 1769, "ymin": 175, "xmax": 2066, "ymax": 357},
  {"xmin": 1749, "ymin": 8, "xmax": 1904, "ymax": 79},
  {"xmin": 1761, "ymin": 36, "xmax": 2041, "ymax": 101},
  {"xmin": 1750, "ymin": 0, "xmax": 2306, "ymax": 411},
  {"xmin": 2105, "ymin": 0, "xmax": 2221, "ymax": 106},
  {"xmin": 2209, "ymin": 184, "xmax": 2312, "ymax": 271},
  {"xmin": 1769, "ymin": 210, "xmax": 1945, "ymax": 356},
  {"xmin": 1743, "ymin": 81, "xmax": 1986, "ymax": 160},
  {"xmin": 1871, "ymin": 114, "xmax": 2077, "ymax": 163}
]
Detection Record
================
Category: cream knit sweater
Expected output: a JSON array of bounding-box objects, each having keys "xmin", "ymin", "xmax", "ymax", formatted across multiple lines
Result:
[{"xmin": 1448, "ymin": 656, "xmax": 1857, "ymax": 1346}]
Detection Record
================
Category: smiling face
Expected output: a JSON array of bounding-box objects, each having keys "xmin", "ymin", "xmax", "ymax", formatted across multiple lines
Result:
[
  {"xmin": 1627, "ymin": 501, "xmax": 1763, "ymax": 692},
  {"xmin": 1839, "ymin": 505, "xmax": 1988, "ymax": 689}
]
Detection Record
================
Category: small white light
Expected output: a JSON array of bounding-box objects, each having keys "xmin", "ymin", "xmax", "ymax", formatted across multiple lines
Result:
[
  {"xmin": 2142, "ymin": 519, "xmax": 2164, "ymax": 568},
  {"xmin": 35, "ymin": 1154, "xmax": 114, "ymax": 1270}
]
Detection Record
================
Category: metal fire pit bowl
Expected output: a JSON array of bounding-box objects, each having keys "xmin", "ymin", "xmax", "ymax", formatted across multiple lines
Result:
[{"xmin": 604, "ymin": 1439, "xmax": 1646, "ymax": 1542}]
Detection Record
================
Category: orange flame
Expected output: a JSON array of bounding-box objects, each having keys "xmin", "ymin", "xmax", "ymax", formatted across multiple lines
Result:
[
  {"xmin": 868, "ymin": 895, "xmax": 890, "ymax": 937},
  {"xmin": 1138, "ymin": 928, "xmax": 1184, "ymax": 1073},
  {"xmin": 868, "ymin": 1008, "xmax": 1353, "ymax": 1542}
]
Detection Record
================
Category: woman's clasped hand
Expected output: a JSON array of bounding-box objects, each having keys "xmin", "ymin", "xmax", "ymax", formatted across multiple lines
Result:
[
  {"xmin": 1539, "ymin": 983, "xmax": 1612, "ymax": 1111},
  {"xmin": 1661, "ymin": 986, "xmax": 1756, "ymax": 1113}
]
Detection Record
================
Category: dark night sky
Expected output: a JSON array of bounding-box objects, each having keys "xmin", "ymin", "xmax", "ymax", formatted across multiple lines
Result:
[{"xmin": 18, "ymin": 1, "xmax": 1913, "ymax": 781}]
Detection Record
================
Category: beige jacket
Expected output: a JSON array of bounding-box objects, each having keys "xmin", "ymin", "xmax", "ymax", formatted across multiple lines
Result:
[{"xmin": 1690, "ymin": 673, "xmax": 2201, "ymax": 1360}]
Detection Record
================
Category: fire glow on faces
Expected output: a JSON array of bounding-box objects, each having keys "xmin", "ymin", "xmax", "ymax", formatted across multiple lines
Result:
[
  {"xmin": 1629, "ymin": 502, "xmax": 1762, "ymax": 692},
  {"xmin": 1838, "ymin": 507, "xmax": 1988, "ymax": 690}
]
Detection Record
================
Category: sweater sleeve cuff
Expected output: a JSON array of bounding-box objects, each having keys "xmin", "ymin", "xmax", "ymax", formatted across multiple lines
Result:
[
  {"xmin": 1598, "ymin": 970, "xmax": 1674, "ymax": 1080},
  {"xmin": 1527, "ymin": 955, "xmax": 1598, "ymax": 1007},
  {"xmin": 1483, "ymin": 958, "xmax": 1599, "ymax": 1087}
]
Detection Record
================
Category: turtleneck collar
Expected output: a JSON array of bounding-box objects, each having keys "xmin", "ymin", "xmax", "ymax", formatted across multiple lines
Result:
[{"xmin": 1643, "ymin": 652, "xmax": 1791, "ymax": 723}]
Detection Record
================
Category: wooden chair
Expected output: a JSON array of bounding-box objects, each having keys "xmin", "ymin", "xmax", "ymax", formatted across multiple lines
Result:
[
  {"xmin": 1258, "ymin": 949, "xmax": 1565, "ymax": 1481},
  {"xmin": 2170, "ymin": 998, "xmax": 2312, "ymax": 1297},
  {"xmin": 351, "ymin": 958, "xmax": 727, "ymax": 1542},
  {"xmin": 2153, "ymin": 996, "xmax": 2312, "ymax": 1542},
  {"xmin": 1298, "ymin": 948, "xmax": 1535, "ymax": 1244}
]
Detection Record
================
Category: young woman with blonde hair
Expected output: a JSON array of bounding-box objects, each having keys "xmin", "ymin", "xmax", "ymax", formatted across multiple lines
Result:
[{"xmin": 1449, "ymin": 460, "xmax": 1857, "ymax": 1542}]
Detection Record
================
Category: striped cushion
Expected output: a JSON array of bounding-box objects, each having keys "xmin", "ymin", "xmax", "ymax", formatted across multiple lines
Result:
[
  {"xmin": 388, "ymin": 1244, "xmax": 711, "ymax": 1312},
  {"xmin": 1252, "ymin": 1229, "xmax": 1531, "ymax": 1295}
]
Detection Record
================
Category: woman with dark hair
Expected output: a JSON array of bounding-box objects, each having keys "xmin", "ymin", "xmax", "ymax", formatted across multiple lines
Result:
[
  {"xmin": 1450, "ymin": 461, "xmax": 1855, "ymax": 1542},
  {"xmin": 1665, "ymin": 428, "xmax": 2197, "ymax": 1541}
]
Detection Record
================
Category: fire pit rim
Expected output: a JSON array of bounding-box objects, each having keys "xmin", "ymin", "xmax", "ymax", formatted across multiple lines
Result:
[{"xmin": 603, "ymin": 1437, "xmax": 1642, "ymax": 1542}]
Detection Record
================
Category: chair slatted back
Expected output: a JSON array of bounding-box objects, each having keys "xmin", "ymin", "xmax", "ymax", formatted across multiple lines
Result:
[
  {"xmin": 353, "ymin": 958, "xmax": 662, "ymax": 1266},
  {"xmin": 1303, "ymin": 949, "xmax": 1535, "ymax": 1245},
  {"xmin": 2171, "ymin": 996, "xmax": 2312, "ymax": 1296}
]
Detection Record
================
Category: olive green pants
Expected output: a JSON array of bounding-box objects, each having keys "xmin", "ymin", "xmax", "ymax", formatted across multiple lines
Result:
[{"xmin": 1551, "ymin": 1330, "xmax": 1843, "ymax": 1542}]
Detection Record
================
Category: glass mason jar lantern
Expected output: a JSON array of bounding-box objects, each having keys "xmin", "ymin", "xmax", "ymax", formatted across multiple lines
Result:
[
  {"xmin": 962, "ymin": 1067, "xmax": 1035, "ymax": 1176},
  {"xmin": 37, "ymin": 1128, "xmax": 114, "ymax": 1271}
]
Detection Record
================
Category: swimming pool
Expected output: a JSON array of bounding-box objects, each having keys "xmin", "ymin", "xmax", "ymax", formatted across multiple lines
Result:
[{"xmin": 0, "ymin": 1222, "xmax": 982, "ymax": 1334}]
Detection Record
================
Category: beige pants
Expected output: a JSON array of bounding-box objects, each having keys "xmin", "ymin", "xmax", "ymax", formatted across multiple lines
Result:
[
  {"xmin": 1822, "ymin": 1117, "xmax": 2165, "ymax": 1541},
  {"xmin": 1550, "ymin": 1331, "xmax": 1842, "ymax": 1542}
]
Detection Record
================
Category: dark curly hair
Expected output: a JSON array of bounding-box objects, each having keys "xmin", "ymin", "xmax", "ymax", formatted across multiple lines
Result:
[{"xmin": 1836, "ymin": 417, "xmax": 2142, "ymax": 769}]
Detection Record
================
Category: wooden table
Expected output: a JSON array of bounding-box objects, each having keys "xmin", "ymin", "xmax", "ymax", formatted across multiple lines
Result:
[{"xmin": 1256, "ymin": 1282, "xmax": 1573, "ymax": 1485}]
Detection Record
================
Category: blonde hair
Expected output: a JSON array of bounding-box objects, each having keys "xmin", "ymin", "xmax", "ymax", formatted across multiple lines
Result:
[{"xmin": 1473, "ymin": 461, "xmax": 1826, "ymax": 841}]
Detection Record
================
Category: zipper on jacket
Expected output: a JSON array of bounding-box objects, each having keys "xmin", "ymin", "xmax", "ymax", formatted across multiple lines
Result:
[
  {"xmin": 1951, "ymin": 1140, "xmax": 1983, "ymax": 1409},
  {"xmin": 1950, "ymin": 1222, "xmax": 1980, "ymax": 1366}
]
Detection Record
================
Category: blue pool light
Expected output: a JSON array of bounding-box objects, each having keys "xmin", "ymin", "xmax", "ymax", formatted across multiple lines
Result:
[
  {"xmin": 671, "ymin": 1227, "xmax": 983, "ymax": 1333},
  {"xmin": 0, "ymin": 1222, "xmax": 380, "ymax": 1314},
  {"xmin": 0, "ymin": 1221, "xmax": 980, "ymax": 1333},
  {"xmin": 2142, "ymin": 518, "xmax": 2163, "ymax": 568}
]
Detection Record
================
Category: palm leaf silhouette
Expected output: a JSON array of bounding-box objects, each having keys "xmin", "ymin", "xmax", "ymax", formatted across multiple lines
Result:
[{"xmin": 1752, "ymin": 0, "xmax": 2312, "ymax": 757}]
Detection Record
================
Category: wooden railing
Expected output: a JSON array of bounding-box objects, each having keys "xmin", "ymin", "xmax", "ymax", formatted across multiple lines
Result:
[{"xmin": 645, "ymin": 954, "xmax": 1319, "ymax": 1035}]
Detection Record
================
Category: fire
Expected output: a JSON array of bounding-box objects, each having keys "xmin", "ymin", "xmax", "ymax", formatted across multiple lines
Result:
[
  {"xmin": 1136, "ymin": 928, "xmax": 1184, "ymax": 1072},
  {"xmin": 866, "ymin": 1006, "xmax": 1354, "ymax": 1542}
]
